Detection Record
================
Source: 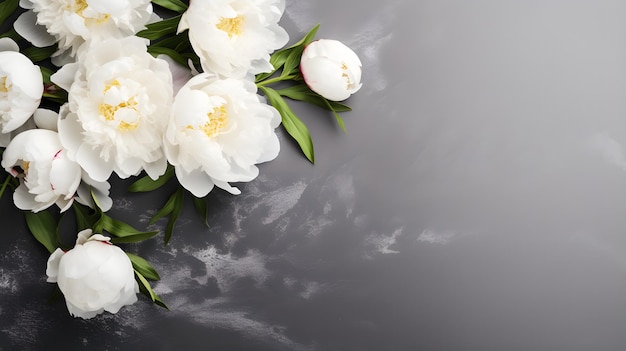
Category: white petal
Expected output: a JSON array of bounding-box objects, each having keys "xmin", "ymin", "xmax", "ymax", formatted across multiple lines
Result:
[
  {"xmin": 13, "ymin": 11, "xmax": 57, "ymax": 48},
  {"xmin": 50, "ymin": 152, "xmax": 82, "ymax": 196},
  {"xmin": 19, "ymin": 0, "xmax": 33, "ymax": 9},
  {"xmin": 50, "ymin": 63, "xmax": 79, "ymax": 92},
  {"xmin": 75, "ymin": 229, "xmax": 93, "ymax": 245},
  {"xmin": 75, "ymin": 144, "xmax": 113, "ymax": 182},
  {"xmin": 213, "ymin": 179, "xmax": 241, "ymax": 195},
  {"xmin": 175, "ymin": 166, "xmax": 214, "ymax": 198},
  {"xmin": 33, "ymin": 109, "xmax": 59, "ymax": 131},
  {"xmin": 0, "ymin": 38, "xmax": 19, "ymax": 52},
  {"xmin": 46, "ymin": 248, "xmax": 65, "ymax": 283},
  {"xmin": 13, "ymin": 183, "xmax": 53, "ymax": 212},
  {"xmin": 158, "ymin": 54, "xmax": 192, "ymax": 94}
]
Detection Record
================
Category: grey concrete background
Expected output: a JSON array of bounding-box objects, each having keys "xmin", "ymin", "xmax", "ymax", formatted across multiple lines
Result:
[{"xmin": 1, "ymin": 0, "xmax": 626, "ymax": 350}]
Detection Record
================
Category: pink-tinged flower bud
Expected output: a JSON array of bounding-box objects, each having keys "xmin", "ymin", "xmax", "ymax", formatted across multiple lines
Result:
[{"xmin": 300, "ymin": 39, "xmax": 362, "ymax": 101}]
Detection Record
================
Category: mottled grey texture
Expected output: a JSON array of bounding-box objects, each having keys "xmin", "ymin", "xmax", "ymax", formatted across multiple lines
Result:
[{"xmin": 2, "ymin": 0, "xmax": 626, "ymax": 350}]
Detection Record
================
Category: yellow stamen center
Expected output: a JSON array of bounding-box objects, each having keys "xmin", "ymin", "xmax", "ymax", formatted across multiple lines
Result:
[
  {"xmin": 0, "ymin": 76, "xmax": 10, "ymax": 93},
  {"xmin": 341, "ymin": 63, "xmax": 351, "ymax": 88},
  {"xmin": 216, "ymin": 16, "xmax": 245, "ymax": 38},
  {"xmin": 71, "ymin": 0, "xmax": 110, "ymax": 23},
  {"xmin": 74, "ymin": 0, "xmax": 88, "ymax": 14},
  {"xmin": 22, "ymin": 161, "xmax": 29, "ymax": 174},
  {"xmin": 98, "ymin": 80, "xmax": 140, "ymax": 131},
  {"xmin": 188, "ymin": 105, "xmax": 229, "ymax": 138}
]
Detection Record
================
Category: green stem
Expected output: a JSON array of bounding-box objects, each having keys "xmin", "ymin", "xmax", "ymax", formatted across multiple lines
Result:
[
  {"xmin": 256, "ymin": 74, "xmax": 298, "ymax": 87},
  {"xmin": 0, "ymin": 174, "xmax": 13, "ymax": 202},
  {"xmin": 0, "ymin": 28, "xmax": 20, "ymax": 41}
]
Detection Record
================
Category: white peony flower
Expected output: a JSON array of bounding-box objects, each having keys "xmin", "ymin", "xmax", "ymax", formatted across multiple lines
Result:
[
  {"xmin": 300, "ymin": 39, "xmax": 363, "ymax": 101},
  {"xmin": 46, "ymin": 229, "xmax": 139, "ymax": 319},
  {"xmin": 52, "ymin": 36, "xmax": 173, "ymax": 182},
  {"xmin": 164, "ymin": 73, "xmax": 281, "ymax": 197},
  {"xmin": 0, "ymin": 44, "xmax": 43, "ymax": 137},
  {"xmin": 1, "ymin": 129, "xmax": 82, "ymax": 212},
  {"xmin": 179, "ymin": 0, "xmax": 289, "ymax": 78},
  {"xmin": 24, "ymin": 0, "xmax": 154, "ymax": 58}
]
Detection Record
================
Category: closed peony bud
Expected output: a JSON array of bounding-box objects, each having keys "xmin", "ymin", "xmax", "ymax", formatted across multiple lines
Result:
[
  {"xmin": 299, "ymin": 39, "xmax": 362, "ymax": 101},
  {"xmin": 46, "ymin": 230, "xmax": 139, "ymax": 319}
]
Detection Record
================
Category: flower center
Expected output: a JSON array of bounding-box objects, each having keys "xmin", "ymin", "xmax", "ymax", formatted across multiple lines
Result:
[
  {"xmin": 341, "ymin": 63, "xmax": 353, "ymax": 89},
  {"xmin": 216, "ymin": 16, "xmax": 245, "ymax": 38},
  {"xmin": 71, "ymin": 0, "xmax": 110, "ymax": 23},
  {"xmin": 188, "ymin": 105, "xmax": 229, "ymax": 138},
  {"xmin": 98, "ymin": 80, "xmax": 140, "ymax": 131},
  {"xmin": 0, "ymin": 76, "xmax": 10, "ymax": 93},
  {"xmin": 11, "ymin": 160, "xmax": 29, "ymax": 178}
]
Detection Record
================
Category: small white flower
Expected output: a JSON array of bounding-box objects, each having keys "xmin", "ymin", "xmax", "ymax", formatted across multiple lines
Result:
[
  {"xmin": 23, "ymin": 0, "xmax": 154, "ymax": 58},
  {"xmin": 300, "ymin": 39, "xmax": 363, "ymax": 101},
  {"xmin": 1, "ymin": 129, "xmax": 82, "ymax": 212},
  {"xmin": 0, "ymin": 44, "xmax": 43, "ymax": 137},
  {"xmin": 46, "ymin": 229, "xmax": 139, "ymax": 319},
  {"xmin": 164, "ymin": 73, "xmax": 280, "ymax": 197},
  {"xmin": 179, "ymin": 0, "xmax": 289, "ymax": 78},
  {"xmin": 53, "ymin": 36, "xmax": 173, "ymax": 182}
]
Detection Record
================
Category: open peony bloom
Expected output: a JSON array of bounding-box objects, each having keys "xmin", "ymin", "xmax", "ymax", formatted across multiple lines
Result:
[
  {"xmin": 22, "ymin": 0, "xmax": 154, "ymax": 58},
  {"xmin": 52, "ymin": 36, "xmax": 173, "ymax": 182},
  {"xmin": 1, "ymin": 129, "xmax": 82, "ymax": 212},
  {"xmin": 300, "ymin": 39, "xmax": 362, "ymax": 101},
  {"xmin": 0, "ymin": 42, "xmax": 43, "ymax": 137},
  {"xmin": 46, "ymin": 229, "xmax": 139, "ymax": 319},
  {"xmin": 179, "ymin": 0, "xmax": 289, "ymax": 78},
  {"xmin": 164, "ymin": 73, "xmax": 281, "ymax": 197}
]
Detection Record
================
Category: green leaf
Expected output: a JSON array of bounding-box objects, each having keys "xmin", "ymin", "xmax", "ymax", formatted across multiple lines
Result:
[
  {"xmin": 276, "ymin": 85, "xmax": 352, "ymax": 112},
  {"xmin": 150, "ymin": 32, "xmax": 190, "ymax": 52},
  {"xmin": 21, "ymin": 45, "xmax": 56, "ymax": 63},
  {"xmin": 163, "ymin": 189, "xmax": 184, "ymax": 245},
  {"xmin": 95, "ymin": 214, "xmax": 158, "ymax": 243},
  {"xmin": 256, "ymin": 24, "xmax": 320, "ymax": 83},
  {"xmin": 322, "ymin": 97, "xmax": 347, "ymax": 133},
  {"xmin": 147, "ymin": 46, "xmax": 189, "ymax": 67},
  {"xmin": 0, "ymin": 0, "xmax": 18, "ymax": 25},
  {"xmin": 40, "ymin": 66, "xmax": 55, "ymax": 85},
  {"xmin": 70, "ymin": 202, "xmax": 101, "ymax": 232},
  {"xmin": 281, "ymin": 46, "xmax": 304, "ymax": 78},
  {"xmin": 285, "ymin": 23, "xmax": 320, "ymax": 51},
  {"xmin": 191, "ymin": 195, "xmax": 209, "ymax": 227},
  {"xmin": 151, "ymin": 0, "xmax": 188, "ymax": 13},
  {"xmin": 128, "ymin": 166, "xmax": 174, "ymax": 192},
  {"xmin": 260, "ymin": 86, "xmax": 315, "ymax": 163},
  {"xmin": 24, "ymin": 211, "xmax": 59, "ymax": 253},
  {"xmin": 149, "ymin": 188, "xmax": 178, "ymax": 225},
  {"xmin": 127, "ymin": 253, "xmax": 160, "ymax": 281},
  {"xmin": 137, "ymin": 15, "xmax": 182, "ymax": 40},
  {"xmin": 148, "ymin": 188, "xmax": 184, "ymax": 245},
  {"xmin": 135, "ymin": 270, "xmax": 169, "ymax": 309},
  {"xmin": 110, "ymin": 232, "xmax": 159, "ymax": 244},
  {"xmin": 0, "ymin": 173, "xmax": 12, "ymax": 203}
]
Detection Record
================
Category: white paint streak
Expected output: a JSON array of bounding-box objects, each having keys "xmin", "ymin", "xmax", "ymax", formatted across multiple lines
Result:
[
  {"xmin": 299, "ymin": 281, "xmax": 322, "ymax": 299},
  {"xmin": 417, "ymin": 229, "xmax": 457, "ymax": 245},
  {"xmin": 260, "ymin": 181, "xmax": 307, "ymax": 224},
  {"xmin": 0, "ymin": 268, "xmax": 18, "ymax": 293},
  {"xmin": 188, "ymin": 246, "xmax": 270, "ymax": 291},
  {"xmin": 365, "ymin": 227, "xmax": 403, "ymax": 257}
]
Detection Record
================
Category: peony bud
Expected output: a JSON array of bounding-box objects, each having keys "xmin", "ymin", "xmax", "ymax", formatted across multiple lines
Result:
[
  {"xmin": 46, "ymin": 230, "xmax": 139, "ymax": 319},
  {"xmin": 300, "ymin": 39, "xmax": 362, "ymax": 101}
]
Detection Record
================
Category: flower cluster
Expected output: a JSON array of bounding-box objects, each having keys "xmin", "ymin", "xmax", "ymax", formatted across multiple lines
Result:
[{"xmin": 0, "ymin": 0, "xmax": 362, "ymax": 319}]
